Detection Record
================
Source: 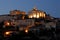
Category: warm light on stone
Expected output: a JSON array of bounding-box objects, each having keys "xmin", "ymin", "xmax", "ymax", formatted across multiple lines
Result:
[{"xmin": 28, "ymin": 8, "xmax": 46, "ymax": 18}]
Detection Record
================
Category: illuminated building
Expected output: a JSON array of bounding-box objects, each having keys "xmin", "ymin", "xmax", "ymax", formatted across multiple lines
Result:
[
  {"xmin": 28, "ymin": 7, "xmax": 46, "ymax": 18},
  {"xmin": 10, "ymin": 10, "xmax": 26, "ymax": 15},
  {"xmin": 10, "ymin": 10, "xmax": 26, "ymax": 20}
]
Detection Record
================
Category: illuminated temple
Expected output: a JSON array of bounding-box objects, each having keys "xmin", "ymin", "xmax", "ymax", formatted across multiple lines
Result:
[{"xmin": 28, "ymin": 7, "xmax": 46, "ymax": 18}]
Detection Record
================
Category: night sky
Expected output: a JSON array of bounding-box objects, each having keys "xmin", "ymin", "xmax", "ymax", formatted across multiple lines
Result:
[{"xmin": 0, "ymin": 0, "xmax": 60, "ymax": 18}]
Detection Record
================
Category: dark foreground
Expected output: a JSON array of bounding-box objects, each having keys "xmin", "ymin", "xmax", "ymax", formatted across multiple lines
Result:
[{"xmin": 0, "ymin": 29, "xmax": 57, "ymax": 40}]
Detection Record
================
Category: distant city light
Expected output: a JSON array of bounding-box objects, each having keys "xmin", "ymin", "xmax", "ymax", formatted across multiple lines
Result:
[
  {"xmin": 25, "ymin": 29, "xmax": 28, "ymax": 33},
  {"xmin": 5, "ymin": 31, "xmax": 10, "ymax": 35},
  {"xmin": 4, "ymin": 31, "xmax": 12, "ymax": 37},
  {"xmin": 4, "ymin": 21, "xmax": 10, "ymax": 26},
  {"xmin": 6, "ymin": 22, "xmax": 10, "ymax": 26}
]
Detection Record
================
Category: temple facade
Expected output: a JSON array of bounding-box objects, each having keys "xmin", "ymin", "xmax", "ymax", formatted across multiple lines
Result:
[{"xmin": 28, "ymin": 8, "xmax": 46, "ymax": 18}]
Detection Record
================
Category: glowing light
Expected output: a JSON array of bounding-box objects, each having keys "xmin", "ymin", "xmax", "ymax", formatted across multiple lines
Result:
[
  {"xmin": 40, "ymin": 13, "xmax": 42, "ymax": 17},
  {"xmin": 28, "ymin": 12, "xmax": 46, "ymax": 18},
  {"xmin": 37, "ymin": 13, "xmax": 39, "ymax": 18},
  {"xmin": 4, "ymin": 21, "xmax": 10, "ymax": 26},
  {"xmin": 44, "ymin": 14, "xmax": 45, "ymax": 18},
  {"xmin": 7, "ymin": 22, "xmax": 10, "ymax": 26},
  {"xmin": 29, "ymin": 15, "xmax": 33, "ymax": 18},
  {"xmin": 25, "ymin": 29, "xmax": 28, "ymax": 33},
  {"xmin": 5, "ymin": 31, "xmax": 11, "ymax": 35},
  {"xmin": 4, "ymin": 31, "xmax": 12, "ymax": 37},
  {"xmin": 33, "ymin": 14, "xmax": 36, "ymax": 18}
]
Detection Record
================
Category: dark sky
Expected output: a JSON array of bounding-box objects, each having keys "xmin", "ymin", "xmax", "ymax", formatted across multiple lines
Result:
[{"xmin": 0, "ymin": 0, "xmax": 60, "ymax": 18}]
